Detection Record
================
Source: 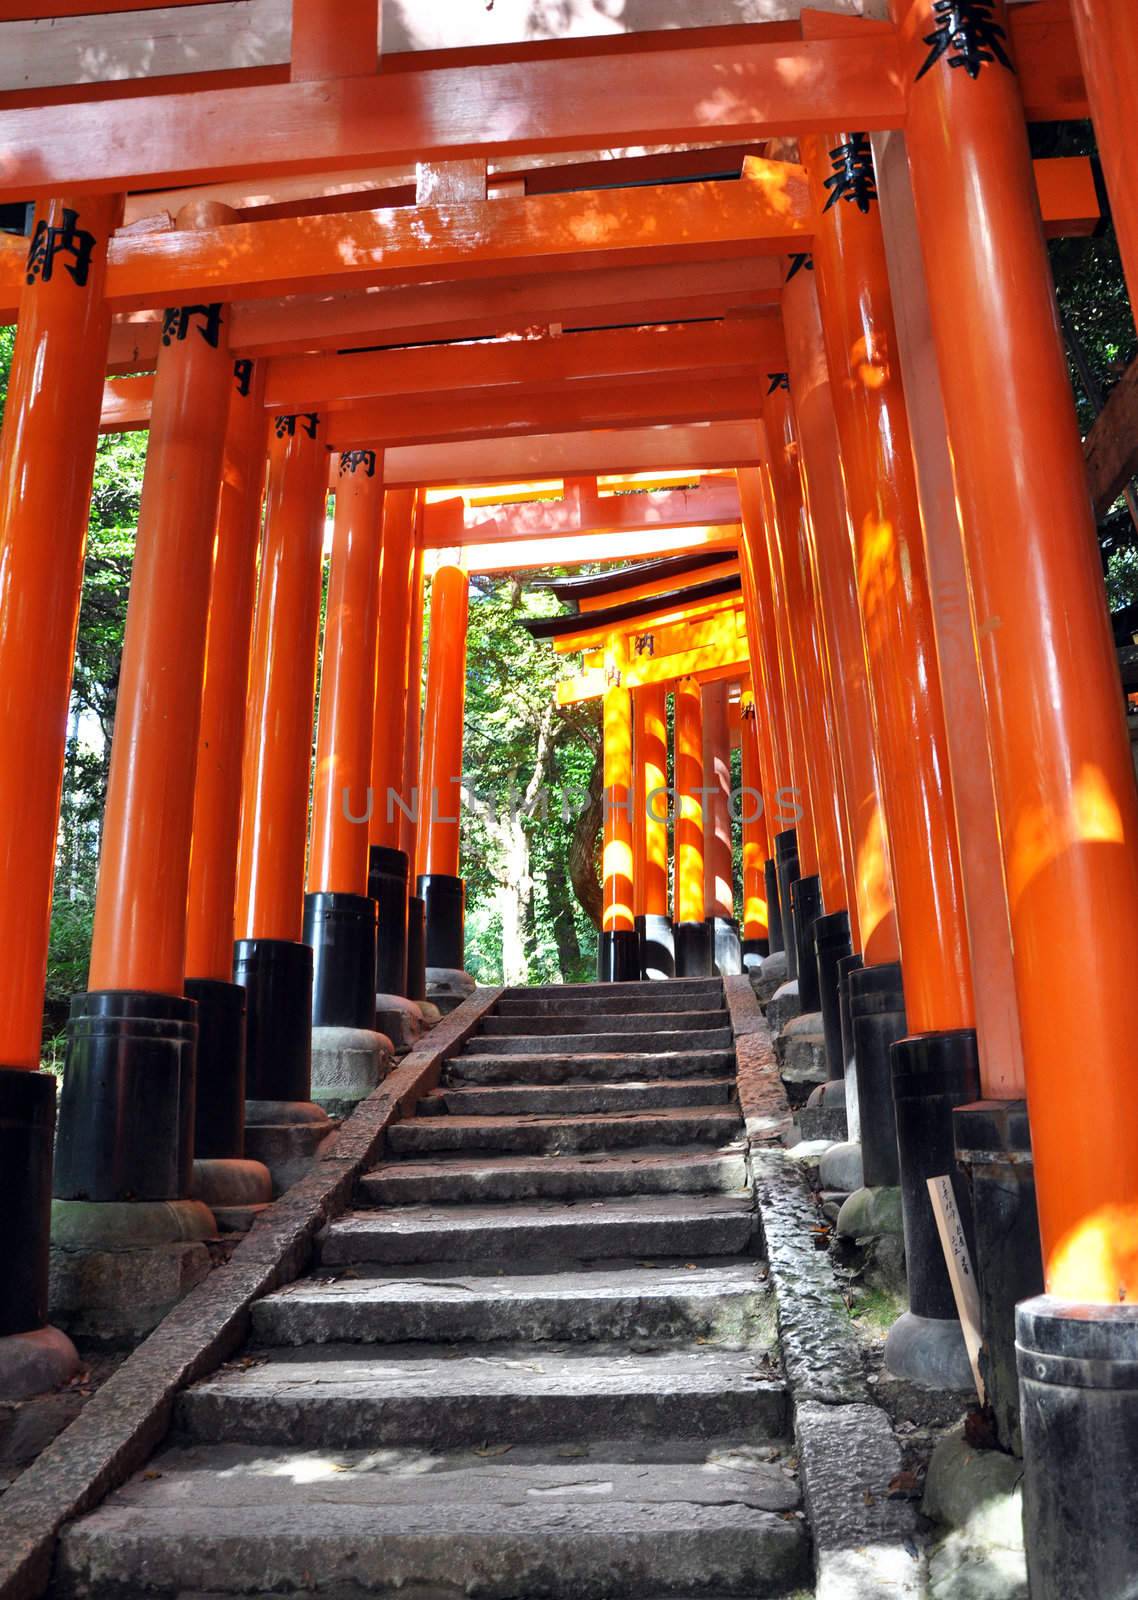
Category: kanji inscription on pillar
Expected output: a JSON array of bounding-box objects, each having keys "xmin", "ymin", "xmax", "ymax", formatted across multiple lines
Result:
[
  {"xmin": 274, "ymin": 413, "xmax": 320, "ymax": 440},
  {"xmin": 823, "ymin": 134, "xmax": 878, "ymax": 214},
  {"xmin": 161, "ymin": 304, "xmax": 224, "ymax": 348},
  {"xmin": 339, "ymin": 449, "xmax": 378, "ymax": 477},
  {"xmin": 233, "ymin": 359, "xmax": 254, "ymax": 396},
  {"xmin": 916, "ymin": 0, "xmax": 1015, "ymax": 81},
  {"xmin": 25, "ymin": 208, "xmax": 96, "ymax": 288}
]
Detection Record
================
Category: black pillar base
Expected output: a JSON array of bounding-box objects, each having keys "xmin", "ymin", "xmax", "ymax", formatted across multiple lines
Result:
[
  {"xmin": 956, "ymin": 1099, "xmax": 1043, "ymax": 1453},
  {"xmin": 707, "ymin": 915, "xmax": 742, "ymax": 977},
  {"xmin": 406, "ymin": 895, "xmax": 427, "ymax": 1001},
  {"xmin": 848, "ymin": 961, "xmax": 907, "ymax": 1188},
  {"xmin": 837, "ymin": 951, "xmax": 864, "ymax": 1139},
  {"xmin": 600, "ymin": 929, "xmax": 640, "ymax": 982},
  {"xmin": 891, "ymin": 1030, "xmax": 980, "ymax": 1320},
  {"xmin": 742, "ymin": 936, "xmax": 769, "ymax": 972},
  {"xmin": 675, "ymin": 919, "xmax": 713, "ymax": 978},
  {"xmin": 369, "ymin": 845, "xmax": 409, "ymax": 999},
  {"xmin": 0, "ymin": 1065, "xmax": 56, "ymax": 1336},
  {"xmin": 790, "ymin": 875, "xmax": 823, "ymax": 1010},
  {"xmin": 764, "ymin": 858, "xmax": 784, "ymax": 955},
  {"xmin": 54, "ymin": 990, "xmax": 197, "ymax": 1203},
  {"xmin": 1018, "ymin": 1297, "xmax": 1138, "ymax": 1600},
  {"xmin": 185, "ymin": 978, "xmax": 245, "ymax": 1161},
  {"xmin": 637, "ymin": 913, "xmax": 675, "ymax": 980},
  {"xmin": 418, "ymin": 872, "xmax": 465, "ymax": 972},
  {"xmin": 774, "ymin": 830, "xmax": 800, "ymax": 979},
  {"xmin": 233, "ymin": 938, "xmax": 312, "ymax": 1103},
  {"xmin": 815, "ymin": 910, "xmax": 853, "ymax": 1082},
  {"xmin": 303, "ymin": 891, "xmax": 377, "ymax": 1031}
]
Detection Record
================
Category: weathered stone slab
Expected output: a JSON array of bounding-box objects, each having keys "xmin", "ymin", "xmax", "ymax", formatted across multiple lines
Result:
[
  {"xmin": 360, "ymin": 1147, "xmax": 750, "ymax": 1207},
  {"xmin": 461, "ymin": 1026, "xmax": 735, "ymax": 1055},
  {"xmin": 251, "ymin": 1259, "xmax": 775, "ymax": 1347},
  {"xmin": 320, "ymin": 1193, "xmax": 756, "ymax": 1266},
  {"xmin": 448, "ymin": 1048, "xmax": 737, "ymax": 1084},
  {"xmin": 180, "ymin": 1342, "xmax": 788, "ymax": 1449},
  {"xmin": 386, "ymin": 1105, "xmax": 744, "ymax": 1158},
  {"xmin": 429, "ymin": 1075, "xmax": 736, "ymax": 1117}
]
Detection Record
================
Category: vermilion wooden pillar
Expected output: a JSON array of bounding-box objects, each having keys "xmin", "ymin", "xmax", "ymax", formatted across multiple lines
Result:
[
  {"xmin": 803, "ymin": 144, "xmax": 973, "ymax": 1043},
  {"xmin": 702, "ymin": 680, "xmax": 742, "ymax": 976},
  {"xmin": 417, "ymin": 564, "xmax": 469, "ymax": 975},
  {"xmin": 896, "ymin": 0, "xmax": 1138, "ymax": 1306},
  {"xmin": 0, "ymin": 193, "xmax": 119, "ymax": 1371},
  {"xmin": 1069, "ymin": 0, "xmax": 1138, "ymax": 311},
  {"xmin": 304, "ymin": 449, "xmax": 386, "ymax": 1032},
  {"xmin": 740, "ymin": 689, "xmax": 771, "ymax": 966},
  {"xmin": 401, "ymin": 543, "xmax": 427, "ymax": 1001},
  {"xmin": 761, "ymin": 382, "xmax": 848, "ymax": 1010},
  {"xmin": 369, "ymin": 488, "xmax": 418, "ymax": 1000},
  {"xmin": 601, "ymin": 684, "xmax": 638, "ymax": 981},
  {"xmin": 781, "ymin": 269, "xmax": 898, "ymax": 969},
  {"xmin": 633, "ymin": 683, "xmax": 673, "ymax": 978},
  {"xmin": 185, "ymin": 359, "xmax": 268, "ymax": 1165},
  {"xmin": 737, "ymin": 473, "xmax": 793, "ymax": 959},
  {"xmin": 674, "ymin": 676, "xmax": 712, "ymax": 976},
  {"xmin": 55, "ymin": 204, "xmax": 237, "ymax": 1218},
  {"xmin": 232, "ymin": 409, "xmax": 329, "ymax": 1110}
]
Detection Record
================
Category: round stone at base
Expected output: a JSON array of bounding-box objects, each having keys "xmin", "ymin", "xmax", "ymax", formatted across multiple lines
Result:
[
  {"xmin": 311, "ymin": 1025, "xmax": 394, "ymax": 1117},
  {"xmin": 807, "ymin": 1079, "xmax": 847, "ymax": 1108},
  {"xmin": 50, "ymin": 1197, "xmax": 216, "ymax": 1250},
  {"xmin": 244, "ymin": 1100, "xmax": 335, "ymax": 1197},
  {"xmin": 375, "ymin": 993, "xmax": 427, "ymax": 1051},
  {"xmin": 0, "ymin": 1324, "xmax": 80, "ymax": 1400},
  {"xmin": 885, "ymin": 1310, "xmax": 975, "ymax": 1393},
  {"xmin": 836, "ymin": 1184, "xmax": 903, "ymax": 1239},
  {"xmin": 426, "ymin": 967, "xmax": 476, "ymax": 1015},
  {"xmin": 191, "ymin": 1157, "xmax": 273, "ymax": 1232},
  {"xmin": 819, "ymin": 1139, "xmax": 863, "ymax": 1194}
]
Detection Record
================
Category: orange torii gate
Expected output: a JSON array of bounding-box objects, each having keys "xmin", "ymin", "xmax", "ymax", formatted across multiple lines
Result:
[{"xmin": 0, "ymin": 4, "xmax": 1136, "ymax": 1581}]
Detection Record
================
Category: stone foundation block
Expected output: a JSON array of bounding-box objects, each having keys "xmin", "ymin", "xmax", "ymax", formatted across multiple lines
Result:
[{"xmin": 310, "ymin": 1026, "xmax": 394, "ymax": 1118}]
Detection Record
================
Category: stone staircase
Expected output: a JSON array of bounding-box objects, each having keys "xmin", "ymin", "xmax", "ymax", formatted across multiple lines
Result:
[{"xmin": 52, "ymin": 977, "xmax": 812, "ymax": 1599}]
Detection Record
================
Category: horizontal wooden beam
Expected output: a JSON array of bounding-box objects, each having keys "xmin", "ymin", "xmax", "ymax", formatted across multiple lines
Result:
[
  {"xmin": 0, "ymin": 31, "xmax": 902, "ymax": 202},
  {"xmin": 324, "ymin": 377, "xmax": 764, "ymax": 449},
  {"xmin": 98, "ymin": 257, "xmax": 785, "ymax": 369},
  {"xmin": 264, "ymin": 320, "xmax": 784, "ymax": 411},
  {"xmin": 577, "ymin": 553, "xmax": 741, "ymax": 613},
  {"xmin": 554, "ymin": 586, "xmax": 743, "ymax": 653},
  {"xmin": 1086, "ymin": 357, "xmax": 1138, "ymax": 521},
  {"xmin": 428, "ymin": 477, "xmax": 742, "ymax": 549},
  {"xmin": 558, "ymin": 633, "xmax": 750, "ymax": 703},
  {"xmin": 387, "ymin": 422, "xmax": 764, "ymax": 488},
  {"xmin": 428, "ymin": 522, "xmax": 740, "ymax": 579}
]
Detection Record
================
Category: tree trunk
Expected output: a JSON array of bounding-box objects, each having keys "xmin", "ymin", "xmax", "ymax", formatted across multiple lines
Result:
[
  {"xmin": 569, "ymin": 743, "xmax": 605, "ymax": 932},
  {"xmin": 546, "ymin": 859, "xmax": 581, "ymax": 978}
]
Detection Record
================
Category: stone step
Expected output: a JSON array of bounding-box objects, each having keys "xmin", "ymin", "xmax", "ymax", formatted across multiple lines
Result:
[
  {"xmin": 479, "ymin": 1010, "xmax": 729, "ymax": 1037},
  {"xmin": 460, "ymin": 1027, "xmax": 735, "ymax": 1056},
  {"xmin": 180, "ymin": 1341, "xmax": 787, "ymax": 1448},
  {"xmin": 501, "ymin": 978, "xmax": 724, "ymax": 1002},
  {"xmin": 57, "ymin": 1442, "xmax": 808, "ymax": 1599},
  {"xmin": 358, "ymin": 1146, "xmax": 750, "ymax": 1206},
  {"xmin": 251, "ymin": 1259, "xmax": 772, "ymax": 1346},
  {"xmin": 496, "ymin": 991, "xmax": 727, "ymax": 1016},
  {"xmin": 320, "ymin": 1194, "xmax": 756, "ymax": 1267},
  {"xmin": 424, "ymin": 1076, "xmax": 738, "ymax": 1119},
  {"xmin": 446, "ymin": 1048, "xmax": 738, "ymax": 1085},
  {"xmin": 386, "ymin": 1106, "xmax": 744, "ymax": 1158}
]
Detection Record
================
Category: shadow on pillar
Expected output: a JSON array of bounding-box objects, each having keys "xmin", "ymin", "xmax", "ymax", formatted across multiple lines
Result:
[
  {"xmin": 956, "ymin": 1099, "xmax": 1043, "ymax": 1454},
  {"xmin": 765, "ymin": 857, "xmax": 784, "ymax": 956},
  {"xmin": 775, "ymin": 830, "xmax": 800, "ymax": 978},
  {"xmin": 790, "ymin": 875, "xmax": 823, "ymax": 1011},
  {"xmin": 674, "ymin": 920, "xmax": 713, "ymax": 978},
  {"xmin": 885, "ymin": 1029, "xmax": 980, "ymax": 1393},
  {"xmin": 637, "ymin": 913, "xmax": 675, "ymax": 980},
  {"xmin": 406, "ymin": 895, "xmax": 427, "ymax": 1002},
  {"xmin": 706, "ymin": 916, "xmax": 742, "ymax": 977},
  {"xmin": 369, "ymin": 845, "xmax": 409, "ymax": 999},
  {"xmin": 600, "ymin": 929, "xmax": 640, "ymax": 982},
  {"xmin": 303, "ymin": 892, "xmax": 377, "ymax": 1031}
]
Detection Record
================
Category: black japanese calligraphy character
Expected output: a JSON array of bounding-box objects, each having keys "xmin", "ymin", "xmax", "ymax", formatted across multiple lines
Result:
[
  {"xmin": 786, "ymin": 253, "xmax": 814, "ymax": 282},
  {"xmin": 766, "ymin": 372, "xmax": 790, "ymax": 395},
  {"xmin": 274, "ymin": 413, "xmax": 320, "ymax": 440},
  {"xmin": 339, "ymin": 449, "xmax": 377, "ymax": 478},
  {"xmin": 233, "ymin": 359, "xmax": 254, "ymax": 397},
  {"xmin": 822, "ymin": 133, "xmax": 878, "ymax": 214},
  {"xmin": 25, "ymin": 208, "xmax": 96, "ymax": 288},
  {"xmin": 916, "ymin": 0, "xmax": 1014, "ymax": 81},
  {"xmin": 634, "ymin": 634, "xmax": 655, "ymax": 657},
  {"xmin": 161, "ymin": 304, "xmax": 224, "ymax": 349}
]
